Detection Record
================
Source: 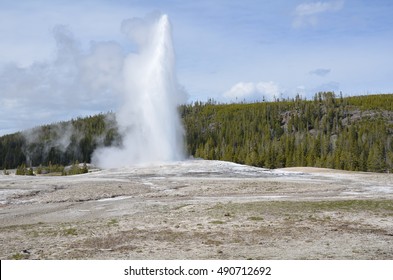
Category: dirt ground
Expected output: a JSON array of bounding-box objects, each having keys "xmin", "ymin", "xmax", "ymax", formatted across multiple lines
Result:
[{"xmin": 0, "ymin": 160, "xmax": 392, "ymax": 259}]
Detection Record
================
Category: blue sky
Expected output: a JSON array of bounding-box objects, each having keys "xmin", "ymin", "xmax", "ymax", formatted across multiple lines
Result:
[{"xmin": 0, "ymin": 0, "xmax": 392, "ymax": 135}]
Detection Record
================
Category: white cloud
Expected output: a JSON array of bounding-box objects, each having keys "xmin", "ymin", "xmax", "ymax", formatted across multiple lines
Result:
[
  {"xmin": 310, "ymin": 68, "xmax": 331, "ymax": 76},
  {"xmin": 293, "ymin": 0, "xmax": 344, "ymax": 28},
  {"xmin": 223, "ymin": 81, "xmax": 280, "ymax": 102}
]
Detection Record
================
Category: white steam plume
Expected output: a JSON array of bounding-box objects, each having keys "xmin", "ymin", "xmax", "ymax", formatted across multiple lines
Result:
[
  {"xmin": 0, "ymin": 25, "xmax": 124, "ymax": 135},
  {"xmin": 92, "ymin": 14, "xmax": 186, "ymax": 168}
]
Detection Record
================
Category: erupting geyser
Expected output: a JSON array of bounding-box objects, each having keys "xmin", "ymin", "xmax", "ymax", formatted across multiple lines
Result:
[{"xmin": 92, "ymin": 14, "xmax": 185, "ymax": 168}]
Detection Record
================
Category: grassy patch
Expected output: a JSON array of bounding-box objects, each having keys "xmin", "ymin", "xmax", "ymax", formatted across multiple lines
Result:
[
  {"xmin": 209, "ymin": 220, "xmax": 226, "ymax": 225},
  {"xmin": 11, "ymin": 253, "xmax": 27, "ymax": 260},
  {"xmin": 107, "ymin": 219, "xmax": 119, "ymax": 226},
  {"xmin": 298, "ymin": 200, "xmax": 393, "ymax": 212},
  {"xmin": 247, "ymin": 216, "xmax": 264, "ymax": 221},
  {"xmin": 173, "ymin": 204, "xmax": 191, "ymax": 211},
  {"xmin": 202, "ymin": 239, "xmax": 223, "ymax": 246},
  {"xmin": 209, "ymin": 199, "xmax": 393, "ymax": 216},
  {"xmin": 63, "ymin": 228, "xmax": 77, "ymax": 236}
]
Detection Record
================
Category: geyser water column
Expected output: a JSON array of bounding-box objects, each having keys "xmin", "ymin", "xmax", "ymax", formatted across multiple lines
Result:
[{"xmin": 92, "ymin": 14, "xmax": 185, "ymax": 168}]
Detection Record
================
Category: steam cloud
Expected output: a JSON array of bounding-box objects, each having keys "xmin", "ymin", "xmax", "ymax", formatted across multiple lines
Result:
[
  {"xmin": 0, "ymin": 25, "xmax": 124, "ymax": 136},
  {"xmin": 92, "ymin": 14, "xmax": 186, "ymax": 168},
  {"xmin": 1, "ymin": 13, "xmax": 186, "ymax": 168}
]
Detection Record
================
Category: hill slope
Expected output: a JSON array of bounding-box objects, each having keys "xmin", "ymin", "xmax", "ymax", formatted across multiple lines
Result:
[{"xmin": 182, "ymin": 93, "xmax": 393, "ymax": 172}]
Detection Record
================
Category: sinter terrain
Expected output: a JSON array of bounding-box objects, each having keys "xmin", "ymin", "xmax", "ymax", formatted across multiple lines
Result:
[{"xmin": 0, "ymin": 160, "xmax": 392, "ymax": 259}]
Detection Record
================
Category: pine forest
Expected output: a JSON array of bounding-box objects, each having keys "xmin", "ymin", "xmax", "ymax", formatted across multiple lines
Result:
[{"xmin": 1, "ymin": 92, "xmax": 392, "ymax": 173}]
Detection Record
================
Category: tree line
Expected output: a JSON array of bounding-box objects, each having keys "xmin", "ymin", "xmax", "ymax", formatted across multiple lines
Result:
[
  {"xmin": 0, "ymin": 113, "xmax": 120, "ymax": 170},
  {"xmin": 180, "ymin": 92, "xmax": 393, "ymax": 172},
  {"xmin": 1, "ymin": 92, "xmax": 392, "ymax": 172}
]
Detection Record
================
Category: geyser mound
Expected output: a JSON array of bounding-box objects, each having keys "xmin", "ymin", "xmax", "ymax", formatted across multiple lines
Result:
[{"xmin": 92, "ymin": 14, "xmax": 186, "ymax": 168}]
